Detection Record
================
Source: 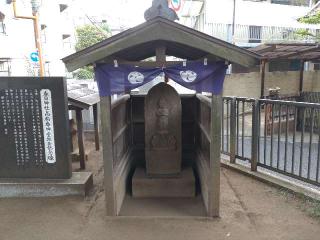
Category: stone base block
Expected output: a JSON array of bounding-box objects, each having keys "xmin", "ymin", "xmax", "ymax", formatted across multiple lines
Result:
[
  {"xmin": 132, "ymin": 167, "xmax": 195, "ymax": 198},
  {"xmin": 0, "ymin": 172, "xmax": 93, "ymax": 198}
]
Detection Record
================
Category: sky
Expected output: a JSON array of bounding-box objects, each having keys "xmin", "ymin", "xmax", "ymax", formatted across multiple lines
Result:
[{"xmin": 74, "ymin": 0, "xmax": 153, "ymax": 28}]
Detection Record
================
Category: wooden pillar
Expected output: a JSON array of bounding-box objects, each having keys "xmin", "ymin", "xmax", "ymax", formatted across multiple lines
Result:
[
  {"xmin": 299, "ymin": 60, "xmax": 305, "ymax": 94},
  {"xmin": 101, "ymin": 96, "xmax": 116, "ymax": 216},
  {"xmin": 260, "ymin": 59, "xmax": 267, "ymax": 99},
  {"xmin": 156, "ymin": 45, "xmax": 168, "ymax": 83},
  {"xmin": 155, "ymin": 45, "xmax": 166, "ymax": 63},
  {"xmin": 76, "ymin": 108, "xmax": 85, "ymax": 170},
  {"xmin": 93, "ymin": 104, "xmax": 100, "ymax": 151},
  {"xmin": 209, "ymin": 94, "xmax": 222, "ymax": 217}
]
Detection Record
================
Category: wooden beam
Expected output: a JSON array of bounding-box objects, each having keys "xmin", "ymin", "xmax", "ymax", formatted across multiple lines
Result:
[
  {"xmin": 156, "ymin": 45, "xmax": 166, "ymax": 63},
  {"xmin": 93, "ymin": 104, "xmax": 100, "ymax": 151},
  {"xmin": 252, "ymin": 44, "xmax": 276, "ymax": 54},
  {"xmin": 101, "ymin": 59, "xmax": 222, "ymax": 68},
  {"xmin": 101, "ymin": 96, "xmax": 117, "ymax": 216},
  {"xmin": 270, "ymin": 46, "xmax": 320, "ymax": 59},
  {"xmin": 260, "ymin": 59, "xmax": 267, "ymax": 99},
  {"xmin": 299, "ymin": 60, "xmax": 305, "ymax": 93},
  {"xmin": 209, "ymin": 94, "xmax": 222, "ymax": 217},
  {"xmin": 76, "ymin": 108, "xmax": 85, "ymax": 170}
]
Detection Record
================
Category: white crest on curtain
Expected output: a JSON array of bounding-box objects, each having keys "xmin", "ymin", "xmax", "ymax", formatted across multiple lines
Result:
[
  {"xmin": 128, "ymin": 71, "xmax": 145, "ymax": 84},
  {"xmin": 180, "ymin": 70, "xmax": 197, "ymax": 83}
]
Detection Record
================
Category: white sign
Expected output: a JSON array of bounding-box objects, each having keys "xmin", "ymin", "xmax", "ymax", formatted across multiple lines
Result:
[
  {"xmin": 128, "ymin": 71, "xmax": 145, "ymax": 84},
  {"xmin": 40, "ymin": 89, "xmax": 56, "ymax": 164},
  {"xmin": 180, "ymin": 70, "xmax": 197, "ymax": 82}
]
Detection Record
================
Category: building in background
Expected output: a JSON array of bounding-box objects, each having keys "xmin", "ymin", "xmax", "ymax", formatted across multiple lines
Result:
[
  {"xmin": 0, "ymin": 0, "xmax": 76, "ymax": 77},
  {"xmin": 194, "ymin": 0, "xmax": 320, "ymax": 47}
]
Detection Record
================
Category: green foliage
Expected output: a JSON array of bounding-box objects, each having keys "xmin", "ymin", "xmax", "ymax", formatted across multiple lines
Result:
[
  {"xmin": 299, "ymin": 12, "xmax": 320, "ymax": 24},
  {"xmin": 296, "ymin": 9, "xmax": 320, "ymax": 42},
  {"xmin": 73, "ymin": 66, "xmax": 94, "ymax": 80},
  {"xmin": 74, "ymin": 24, "xmax": 111, "ymax": 79},
  {"xmin": 75, "ymin": 24, "xmax": 111, "ymax": 51}
]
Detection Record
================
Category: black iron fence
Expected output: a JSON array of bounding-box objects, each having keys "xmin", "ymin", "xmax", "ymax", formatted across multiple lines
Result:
[{"xmin": 222, "ymin": 97, "xmax": 320, "ymax": 186}]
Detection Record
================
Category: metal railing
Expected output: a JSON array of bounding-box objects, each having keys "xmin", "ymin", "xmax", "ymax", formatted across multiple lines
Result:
[
  {"xmin": 201, "ymin": 23, "xmax": 318, "ymax": 44},
  {"xmin": 222, "ymin": 97, "xmax": 320, "ymax": 186}
]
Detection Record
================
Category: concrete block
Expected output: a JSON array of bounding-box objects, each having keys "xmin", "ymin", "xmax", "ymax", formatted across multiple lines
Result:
[
  {"xmin": 0, "ymin": 172, "xmax": 93, "ymax": 198},
  {"xmin": 132, "ymin": 167, "xmax": 195, "ymax": 198}
]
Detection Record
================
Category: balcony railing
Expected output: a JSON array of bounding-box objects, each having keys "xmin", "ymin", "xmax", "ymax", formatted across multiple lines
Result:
[{"xmin": 200, "ymin": 23, "xmax": 318, "ymax": 45}]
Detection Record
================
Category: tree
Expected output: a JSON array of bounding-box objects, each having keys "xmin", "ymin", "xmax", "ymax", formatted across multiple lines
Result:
[
  {"xmin": 74, "ymin": 24, "xmax": 111, "ymax": 79},
  {"xmin": 296, "ymin": 1, "xmax": 320, "ymax": 41}
]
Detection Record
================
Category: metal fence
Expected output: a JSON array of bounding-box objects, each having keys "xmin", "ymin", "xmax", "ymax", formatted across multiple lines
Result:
[
  {"xmin": 202, "ymin": 23, "xmax": 318, "ymax": 44},
  {"xmin": 222, "ymin": 97, "xmax": 320, "ymax": 186}
]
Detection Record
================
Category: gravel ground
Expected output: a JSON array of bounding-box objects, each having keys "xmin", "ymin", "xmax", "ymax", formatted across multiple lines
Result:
[{"xmin": 1, "ymin": 147, "xmax": 320, "ymax": 240}]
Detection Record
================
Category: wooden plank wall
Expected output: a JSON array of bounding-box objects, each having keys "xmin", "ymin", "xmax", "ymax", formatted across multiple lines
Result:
[
  {"xmin": 195, "ymin": 94, "xmax": 212, "ymax": 214},
  {"xmin": 110, "ymin": 95, "xmax": 132, "ymax": 215},
  {"xmin": 196, "ymin": 94, "xmax": 221, "ymax": 217}
]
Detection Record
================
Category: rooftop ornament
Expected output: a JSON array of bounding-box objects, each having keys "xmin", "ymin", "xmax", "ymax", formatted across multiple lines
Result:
[{"xmin": 144, "ymin": 0, "xmax": 179, "ymax": 22}]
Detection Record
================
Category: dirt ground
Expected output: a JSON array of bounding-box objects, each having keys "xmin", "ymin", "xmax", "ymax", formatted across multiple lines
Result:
[{"xmin": 1, "ymin": 145, "xmax": 320, "ymax": 240}]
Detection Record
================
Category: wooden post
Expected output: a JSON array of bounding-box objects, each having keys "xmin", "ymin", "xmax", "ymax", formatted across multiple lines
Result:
[
  {"xmin": 76, "ymin": 108, "xmax": 85, "ymax": 170},
  {"xmin": 230, "ymin": 97, "xmax": 236, "ymax": 164},
  {"xmin": 93, "ymin": 104, "xmax": 100, "ymax": 151},
  {"xmin": 156, "ymin": 45, "xmax": 167, "ymax": 83},
  {"xmin": 100, "ymin": 96, "xmax": 116, "ymax": 216},
  {"xmin": 299, "ymin": 60, "xmax": 305, "ymax": 94},
  {"xmin": 156, "ymin": 45, "xmax": 166, "ymax": 63},
  {"xmin": 209, "ymin": 94, "xmax": 221, "ymax": 217},
  {"xmin": 260, "ymin": 59, "xmax": 267, "ymax": 99}
]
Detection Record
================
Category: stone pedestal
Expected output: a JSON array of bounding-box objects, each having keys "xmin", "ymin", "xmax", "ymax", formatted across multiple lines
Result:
[
  {"xmin": 132, "ymin": 167, "xmax": 195, "ymax": 198},
  {"xmin": 0, "ymin": 172, "xmax": 93, "ymax": 198}
]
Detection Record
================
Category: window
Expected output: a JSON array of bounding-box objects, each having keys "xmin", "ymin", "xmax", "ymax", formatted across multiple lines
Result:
[
  {"xmin": 0, "ymin": 12, "xmax": 5, "ymax": 35},
  {"xmin": 45, "ymin": 61, "xmax": 50, "ymax": 76},
  {"xmin": 271, "ymin": 0, "xmax": 309, "ymax": 6},
  {"xmin": 62, "ymin": 34, "xmax": 72, "ymax": 49},
  {"xmin": 0, "ymin": 59, "xmax": 11, "ymax": 76},
  {"xmin": 41, "ymin": 24, "xmax": 47, "ymax": 43},
  {"xmin": 59, "ymin": 4, "xmax": 68, "ymax": 12},
  {"xmin": 0, "ymin": 21, "xmax": 5, "ymax": 34},
  {"xmin": 269, "ymin": 60, "xmax": 302, "ymax": 72},
  {"xmin": 314, "ymin": 64, "xmax": 320, "ymax": 71},
  {"xmin": 248, "ymin": 25, "xmax": 262, "ymax": 43}
]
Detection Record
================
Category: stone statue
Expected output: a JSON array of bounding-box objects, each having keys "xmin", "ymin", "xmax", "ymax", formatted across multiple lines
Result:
[
  {"xmin": 144, "ymin": 0, "xmax": 179, "ymax": 22},
  {"xmin": 145, "ymin": 82, "xmax": 181, "ymax": 176},
  {"xmin": 151, "ymin": 97, "xmax": 177, "ymax": 150}
]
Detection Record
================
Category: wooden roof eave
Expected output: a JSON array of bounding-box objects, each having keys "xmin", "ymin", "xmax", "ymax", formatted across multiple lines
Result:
[{"xmin": 62, "ymin": 18, "xmax": 260, "ymax": 71}]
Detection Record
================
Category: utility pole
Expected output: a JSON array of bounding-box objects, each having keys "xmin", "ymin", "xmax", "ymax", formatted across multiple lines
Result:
[
  {"xmin": 11, "ymin": 0, "xmax": 44, "ymax": 77},
  {"xmin": 232, "ymin": 0, "xmax": 236, "ymax": 43}
]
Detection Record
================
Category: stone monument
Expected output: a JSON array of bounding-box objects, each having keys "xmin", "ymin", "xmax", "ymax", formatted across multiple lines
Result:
[
  {"xmin": 132, "ymin": 83, "xmax": 195, "ymax": 198},
  {"xmin": 0, "ymin": 77, "xmax": 71, "ymax": 179},
  {"xmin": 145, "ymin": 83, "xmax": 181, "ymax": 176}
]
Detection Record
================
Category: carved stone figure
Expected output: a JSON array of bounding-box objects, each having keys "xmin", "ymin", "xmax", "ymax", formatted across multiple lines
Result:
[
  {"xmin": 145, "ymin": 82, "xmax": 181, "ymax": 176},
  {"xmin": 151, "ymin": 97, "xmax": 177, "ymax": 151},
  {"xmin": 144, "ymin": 0, "xmax": 179, "ymax": 22}
]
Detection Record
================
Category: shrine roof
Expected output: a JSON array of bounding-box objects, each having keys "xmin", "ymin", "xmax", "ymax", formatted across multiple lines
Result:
[
  {"xmin": 250, "ymin": 43, "xmax": 320, "ymax": 61},
  {"xmin": 67, "ymin": 81, "xmax": 99, "ymax": 109},
  {"xmin": 62, "ymin": 17, "xmax": 260, "ymax": 71}
]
